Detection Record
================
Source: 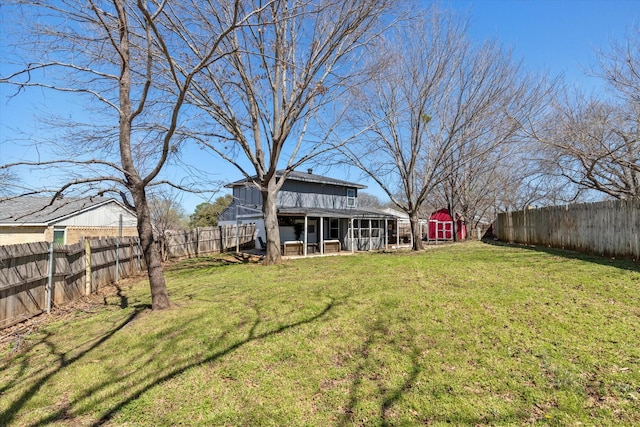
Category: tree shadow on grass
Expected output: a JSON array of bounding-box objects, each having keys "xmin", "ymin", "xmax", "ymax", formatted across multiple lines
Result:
[
  {"xmin": 338, "ymin": 316, "xmax": 421, "ymax": 427},
  {"xmin": 87, "ymin": 298, "xmax": 335, "ymax": 426},
  {"xmin": 336, "ymin": 308, "xmax": 551, "ymax": 426},
  {"xmin": 2, "ymin": 296, "xmax": 336, "ymax": 427},
  {"xmin": 483, "ymin": 239, "xmax": 640, "ymax": 273},
  {"xmin": 165, "ymin": 252, "xmax": 263, "ymax": 275},
  {"xmin": 0, "ymin": 306, "xmax": 148, "ymax": 426}
]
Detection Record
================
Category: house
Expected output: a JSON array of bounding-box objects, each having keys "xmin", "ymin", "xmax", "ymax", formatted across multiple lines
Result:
[
  {"xmin": 0, "ymin": 197, "xmax": 138, "ymax": 245},
  {"xmin": 379, "ymin": 207, "xmax": 429, "ymax": 244},
  {"xmin": 219, "ymin": 169, "xmax": 399, "ymax": 255}
]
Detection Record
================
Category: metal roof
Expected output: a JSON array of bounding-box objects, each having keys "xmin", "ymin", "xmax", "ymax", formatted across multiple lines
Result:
[
  {"xmin": 276, "ymin": 206, "xmax": 396, "ymax": 219},
  {"xmin": 226, "ymin": 170, "xmax": 367, "ymax": 189},
  {"xmin": 0, "ymin": 197, "xmax": 135, "ymax": 226}
]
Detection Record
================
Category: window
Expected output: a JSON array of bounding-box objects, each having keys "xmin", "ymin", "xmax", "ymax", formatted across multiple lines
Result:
[
  {"xmin": 53, "ymin": 228, "xmax": 65, "ymax": 245},
  {"xmin": 330, "ymin": 219, "xmax": 339, "ymax": 239},
  {"xmin": 347, "ymin": 188, "xmax": 356, "ymax": 208}
]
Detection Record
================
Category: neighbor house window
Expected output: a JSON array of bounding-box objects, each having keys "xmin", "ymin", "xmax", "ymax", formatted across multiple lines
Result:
[
  {"xmin": 347, "ymin": 188, "xmax": 356, "ymax": 207},
  {"xmin": 53, "ymin": 228, "xmax": 65, "ymax": 245}
]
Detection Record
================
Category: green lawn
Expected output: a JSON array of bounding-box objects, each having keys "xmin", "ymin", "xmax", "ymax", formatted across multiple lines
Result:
[{"xmin": 1, "ymin": 241, "xmax": 639, "ymax": 426}]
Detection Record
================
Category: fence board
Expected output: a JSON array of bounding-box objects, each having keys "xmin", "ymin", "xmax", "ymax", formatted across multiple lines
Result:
[{"xmin": 496, "ymin": 199, "xmax": 640, "ymax": 260}]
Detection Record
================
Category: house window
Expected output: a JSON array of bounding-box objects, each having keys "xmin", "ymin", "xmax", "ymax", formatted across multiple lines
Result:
[
  {"xmin": 53, "ymin": 228, "xmax": 65, "ymax": 245},
  {"xmin": 347, "ymin": 188, "xmax": 356, "ymax": 208},
  {"xmin": 330, "ymin": 219, "xmax": 339, "ymax": 239}
]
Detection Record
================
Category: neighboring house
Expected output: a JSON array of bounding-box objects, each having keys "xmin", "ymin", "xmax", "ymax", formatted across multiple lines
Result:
[
  {"xmin": 379, "ymin": 207, "xmax": 428, "ymax": 244},
  {"xmin": 219, "ymin": 169, "xmax": 399, "ymax": 254},
  {"xmin": 0, "ymin": 197, "xmax": 138, "ymax": 246}
]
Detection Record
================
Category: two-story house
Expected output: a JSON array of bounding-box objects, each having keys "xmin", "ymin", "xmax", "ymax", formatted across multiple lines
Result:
[{"xmin": 219, "ymin": 169, "xmax": 398, "ymax": 255}]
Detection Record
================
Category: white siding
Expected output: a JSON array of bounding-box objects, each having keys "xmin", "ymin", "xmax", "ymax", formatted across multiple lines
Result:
[{"xmin": 56, "ymin": 203, "xmax": 137, "ymax": 227}]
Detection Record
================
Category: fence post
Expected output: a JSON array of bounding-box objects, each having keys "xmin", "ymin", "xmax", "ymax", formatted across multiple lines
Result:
[
  {"xmin": 46, "ymin": 241, "xmax": 54, "ymax": 313},
  {"xmin": 115, "ymin": 214, "xmax": 122, "ymax": 283},
  {"xmin": 196, "ymin": 227, "xmax": 200, "ymax": 257},
  {"xmin": 236, "ymin": 223, "xmax": 240, "ymax": 254},
  {"xmin": 85, "ymin": 239, "xmax": 92, "ymax": 295}
]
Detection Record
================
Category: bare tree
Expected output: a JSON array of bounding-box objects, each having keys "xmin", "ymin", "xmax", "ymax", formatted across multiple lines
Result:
[
  {"xmin": 531, "ymin": 26, "xmax": 640, "ymax": 200},
  {"xmin": 0, "ymin": 170, "xmax": 19, "ymax": 197},
  {"xmin": 0, "ymin": 0, "xmax": 263, "ymax": 309},
  {"xmin": 357, "ymin": 192, "xmax": 385, "ymax": 209},
  {"xmin": 343, "ymin": 8, "xmax": 543, "ymax": 249},
  {"xmin": 148, "ymin": 190, "xmax": 187, "ymax": 261},
  {"xmin": 179, "ymin": 0, "xmax": 393, "ymax": 264}
]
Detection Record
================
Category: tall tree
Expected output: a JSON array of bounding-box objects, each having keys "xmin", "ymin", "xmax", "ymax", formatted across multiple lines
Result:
[
  {"xmin": 189, "ymin": 195, "xmax": 232, "ymax": 228},
  {"xmin": 180, "ymin": 0, "xmax": 393, "ymax": 264},
  {"xmin": 1, "ymin": 0, "xmax": 264, "ymax": 309},
  {"xmin": 343, "ymin": 8, "xmax": 544, "ymax": 249},
  {"xmin": 531, "ymin": 26, "xmax": 640, "ymax": 200}
]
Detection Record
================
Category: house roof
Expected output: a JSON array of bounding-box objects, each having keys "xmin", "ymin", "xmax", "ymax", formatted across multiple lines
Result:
[
  {"xmin": 0, "ymin": 197, "xmax": 135, "ymax": 226},
  {"xmin": 226, "ymin": 169, "xmax": 367, "ymax": 189},
  {"xmin": 277, "ymin": 206, "xmax": 395, "ymax": 219},
  {"xmin": 380, "ymin": 207, "xmax": 409, "ymax": 219}
]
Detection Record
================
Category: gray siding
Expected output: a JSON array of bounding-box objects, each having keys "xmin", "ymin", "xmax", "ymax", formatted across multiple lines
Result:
[
  {"xmin": 234, "ymin": 186, "xmax": 262, "ymax": 206},
  {"xmin": 278, "ymin": 181, "xmax": 356, "ymax": 209},
  {"xmin": 225, "ymin": 181, "xmax": 357, "ymax": 215}
]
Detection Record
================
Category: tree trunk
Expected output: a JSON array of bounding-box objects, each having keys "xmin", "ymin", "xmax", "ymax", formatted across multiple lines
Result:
[
  {"xmin": 133, "ymin": 187, "xmax": 171, "ymax": 309},
  {"xmin": 409, "ymin": 211, "xmax": 423, "ymax": 251},
  {"xmin": 262, "ymin": 178, "xmax": 282, "ymax": 265},
  {"xmin": 448, "ymin": 202, "xmax": 457, "ymax": 242}
]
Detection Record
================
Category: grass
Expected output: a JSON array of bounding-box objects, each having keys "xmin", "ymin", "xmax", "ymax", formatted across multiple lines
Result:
[{"xmin": 1, "ymin": 241, "xmax": 639, "ymax": 426}]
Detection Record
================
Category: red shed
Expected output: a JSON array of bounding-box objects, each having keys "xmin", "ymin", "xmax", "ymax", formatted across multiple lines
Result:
[{"xmin": 427, "ymin": 208, "xmax": 466, "ymax": 240}]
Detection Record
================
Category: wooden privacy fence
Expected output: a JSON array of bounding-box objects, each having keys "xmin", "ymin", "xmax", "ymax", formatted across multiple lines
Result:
[
  {"xmin": 0, "ymin": 224, "xmax": 256, "ymax": 329},
  {"xmin": 0, "ymin": 237, "xmax": 141, "ymax": 329},
  {"xmin": 496, "ymin": 199, "xmax": 640, "ymax": 260},
  {"xmin": 160, "ymin": 224, "xmax": 256, "ymax": 260}
]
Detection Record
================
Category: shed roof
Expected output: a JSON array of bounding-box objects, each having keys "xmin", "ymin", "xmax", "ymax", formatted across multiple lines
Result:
[
  {"xmin": 226, "ymin": 170, "xmax": 367, "ymax": 189},
  {"xmin": 0, "ymin": 197, "xmax": 135, "ymax": 226}
]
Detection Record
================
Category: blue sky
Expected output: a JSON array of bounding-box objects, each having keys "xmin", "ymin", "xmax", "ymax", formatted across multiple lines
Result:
[
  {"xmin": 452, "ymin": 0, "xmax": 638, "ymax": 89},
  {"xmin": 1, "ymin": 0, "xmax": 638, "ymax": 213}
]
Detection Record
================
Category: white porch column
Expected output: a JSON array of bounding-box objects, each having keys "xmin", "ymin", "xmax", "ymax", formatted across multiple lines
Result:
[
  {"xmin": 304, "ymin": 215, "xmax": 308, "ymax": 256},
  {"xmin": 350, "ymin": 218, "xmax": 355, "ymax": 253},
  {"xmin": 384, "ymin": 218, "xmax": 388, "ymax": 250},
  {"xmin": 320, "ymin": 216, "xmax": 324, "ymax": 255},
  {"xmin": 368, "ymin": 219, "xmax": 372, "ymax": 251}
]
